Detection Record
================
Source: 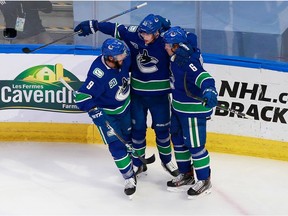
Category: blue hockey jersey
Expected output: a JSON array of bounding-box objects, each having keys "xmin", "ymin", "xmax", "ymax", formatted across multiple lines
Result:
[
  {"xmin": 97, "ymin": 22, "xmax": 171, "ymax": 96},
  {"xmin": 170, "ymin": 55, "xmax": 216, "ymax": 118},
  {"xmin": 75, "ymin": 55, "xmax": 131, "ymax": 115}
]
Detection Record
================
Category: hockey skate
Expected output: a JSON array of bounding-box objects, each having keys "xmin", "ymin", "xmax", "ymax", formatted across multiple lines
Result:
[
  {"xmin": 124, "ymin": 175, "xmax": 137, "ymax": 199},
  {"xmin": 187, "ymin": 177, "xmax": 212, "ymax": 199},
  {"xmin": 161, "ymin": 161, "xmax": 179, "ymax": 177},
  {"xmin": 167, "ymin": 171, "xmax": 195, "ymax": 192},
  {"xmin": 133, "ymin": 164, "xmax": 147, "ymax": 177}
]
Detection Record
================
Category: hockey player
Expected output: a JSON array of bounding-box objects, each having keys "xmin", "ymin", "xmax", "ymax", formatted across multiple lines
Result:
[
  {"xmin": 74, "ymin": 38, "xmax": 136, "ymax": 199},
  {"xmin": 163, "ymin": 26, "xmax": 218, "ymax": 198},
  {"xmin": 74, "ymin": 14, "xmax": 179, "ymax": 177}
]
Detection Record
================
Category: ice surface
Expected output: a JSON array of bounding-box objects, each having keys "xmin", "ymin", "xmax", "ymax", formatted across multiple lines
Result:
[{"xmin": 0, "ymin": 142, "xmax": 287, "ymax": 216}]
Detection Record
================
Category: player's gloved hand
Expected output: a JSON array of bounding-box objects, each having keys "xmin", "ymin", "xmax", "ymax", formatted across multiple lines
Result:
[
  {"xmin": 202, "ymin": 87, "xmax": 218, "ymax": 108},
  {"xmin": 172, "ymin": 43, "xmax": 194, "ymax": 67},
  {"xmin": 88, "ymin": 107, "xmax": 107, "ymax": 127},
  {"xmin": 156, "ymin": 15, "xmax": 171, "ymax": 33},
  {"xmin": 175, "ymin": 43, "xmax": 194, "ymax": 57},
  {"xmin": 74, "ymin": 20, "xmax": 99, "ymax": 37}
]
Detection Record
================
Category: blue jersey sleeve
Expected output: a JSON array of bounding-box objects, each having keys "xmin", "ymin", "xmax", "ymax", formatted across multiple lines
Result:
[
  {"xmin": 184, "ymin": 58, "xmax": 215, "ymax": 96},
  {"xmin": 75, "ymin": 59, "xmax": 106, "ymax": 112},
  {"xmin": 97, "ymin": 22, "xmax": 132, "ymax": 40},
  {"xmin": 76, "ymin": 76, "xmax": 105, "ymax": 112},
  {"xmin": 97, "ymin": 22, "xmax": 118, "ymax": 37}
]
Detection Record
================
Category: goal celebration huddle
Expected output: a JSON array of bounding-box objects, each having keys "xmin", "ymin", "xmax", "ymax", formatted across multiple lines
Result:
[{"xmin": 72, "ymin": 12, "xmax": 218, "ymax": 199}]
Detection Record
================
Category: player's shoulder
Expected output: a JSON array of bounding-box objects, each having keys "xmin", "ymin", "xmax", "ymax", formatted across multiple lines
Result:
[
  {"xmin": 126, "ymin": 25, "xmax": 139, "ymax": 33},
  {"xmin": 88, "ymin": 56, "xmax": 107, "ymax": 79},
  {"xmin": 90, "ymin": 67, "xmax": 106, "ymax": 79},
  {"xmin": 186, "ymin": 57, "xmax": 204, "ymax": 72}
]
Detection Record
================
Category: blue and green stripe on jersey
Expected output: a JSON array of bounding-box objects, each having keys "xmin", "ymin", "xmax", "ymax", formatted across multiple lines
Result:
[
  {"xmin": 103, "ymin": 96, "xmax": 130, "ymax": 115},
  {"xmin": 195, "ymin": 72, "xmax": 214, "ymax": 89},
  {"xmin": 172, "ymin": 99, "xmax": 212, "ymax": 114},
  {"xmin": 131, "ymin": 77, "xmax": 170, "ymax": 92}
]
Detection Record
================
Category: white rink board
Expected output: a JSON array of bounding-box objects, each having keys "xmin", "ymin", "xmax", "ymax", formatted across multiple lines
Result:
[
  {"xmin": 0, "ymin": 53, "xmax": 95, "ymax": 124},
  {"xmin": 205, "ymin": 63, "xmax": 288, "ymax": 142},
  {"xmin": 0, "ymin": 53, "xmax": 287, "ymax": 142}
]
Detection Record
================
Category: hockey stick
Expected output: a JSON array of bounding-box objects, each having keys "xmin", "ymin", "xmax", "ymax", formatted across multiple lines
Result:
[
  {"xmin": 104, "ymin": 121, "xmax": 155, "ymax": 165},
  {"xmin": 59, "ymin": 77, "xmax": 155, "ymax": 164},
  {"xmin": 22, "ymin": 31, "xmax": 80, "ymax": 53},
  {"xmin": 183, "ymin": 72, "xmax": 254, "ymax": 119},
  {"xmin": 22, "ymin": 2, "xmax": 148, "ymax": 53}
]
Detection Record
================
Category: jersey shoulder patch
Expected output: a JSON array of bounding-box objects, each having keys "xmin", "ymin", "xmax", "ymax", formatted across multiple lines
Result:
[
  {"xmin": 92, "ymin": 68, "xmax": 104, "ymax": 78},
  {"xmin": 127, "ymin": 25, "xmax": 138, "ymax": 33}
]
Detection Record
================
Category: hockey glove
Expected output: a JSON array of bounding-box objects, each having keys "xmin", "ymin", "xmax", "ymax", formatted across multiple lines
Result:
[
  {"xmin": 74, "ymin": 20, "xmax": 99, "ymax": 36},
  {"xmin": 156, "ymin": 15, "xmax": 171, "ymax": 33},
  {"xmin": 173, "ymin": 43, "xmax": 194, "ymax": 67},
  {"xmin": 202, "ymin": 87, "xmax": 218, "ymax": 108},
  {"xmin": 88, "ymin": 107, "xmax": 107, "ymax": 127}
]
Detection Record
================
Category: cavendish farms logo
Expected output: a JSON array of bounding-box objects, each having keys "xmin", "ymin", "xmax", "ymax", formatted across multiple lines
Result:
[{"xmin": 0, "ymin": 64, "xmax": 83, "ymax": 113}]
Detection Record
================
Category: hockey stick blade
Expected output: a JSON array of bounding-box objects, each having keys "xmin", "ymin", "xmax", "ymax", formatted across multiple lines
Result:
[
  {"xmin": 22, "ymin": 47, "xmax": 31, "ymax": 53},
  {"xmin": 22, "ymin": 2, "xmax": 147, "ymax": 53},
  {"xmin": 140, "ymin": 154, "xmax": 155, "ymax": 164},
  {"xmin": 183, "ymin": 72, "xmax": 253, "ymax": 120}
]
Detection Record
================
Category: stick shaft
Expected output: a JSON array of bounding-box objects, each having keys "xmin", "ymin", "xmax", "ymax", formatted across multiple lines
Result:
[
  {"xmin": 104, "ymin": 121, "xmax": 154, "ymax": 164},
  {"xmin": 183, "ymin": 72, "xmax": 253, "ymax": 119},
  {"xmin": 24, "ymin": 2, "xmax": 147, "ymax": 53},
  {"xmin": 26, "ymin": 31, "xmax": 80, "ymax": 53},
  {"xmin": 100, "ymin": 2, "xmax": 147, "ymax": 23},
  {"xmin": 59, "ymin": 77, "xmax": 75, "ymax": 92}
]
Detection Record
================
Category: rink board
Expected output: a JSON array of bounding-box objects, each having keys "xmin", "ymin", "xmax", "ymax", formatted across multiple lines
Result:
[
  {"xmin": 0, "ymin": 122, "xmax": 287, "ymax": 161},
  {"xmin": 0, "ymin": 50, "xmax": 287, "ymax": 161}
]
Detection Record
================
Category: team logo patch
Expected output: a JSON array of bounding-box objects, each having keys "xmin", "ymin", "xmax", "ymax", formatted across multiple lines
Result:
[
  {"xmin": 109, "ymin": 78, "xmax": 117, "ymax": 88},
  {"xmin": 128, "ymin": 25, "xmax": 138, "ymax": 32},
  {"xmin": 93, "ymin": 68, "xmax": 104, "ymax": 78}
]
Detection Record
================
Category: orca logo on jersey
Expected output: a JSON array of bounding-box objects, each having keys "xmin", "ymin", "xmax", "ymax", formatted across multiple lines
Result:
[
  {"xmin": 136, "ymin": 49, "xmax": 159, "ymax": 73},
  {"xmin": 115, "ymin": 77, "xmax": 130, "ymax": 101}
]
